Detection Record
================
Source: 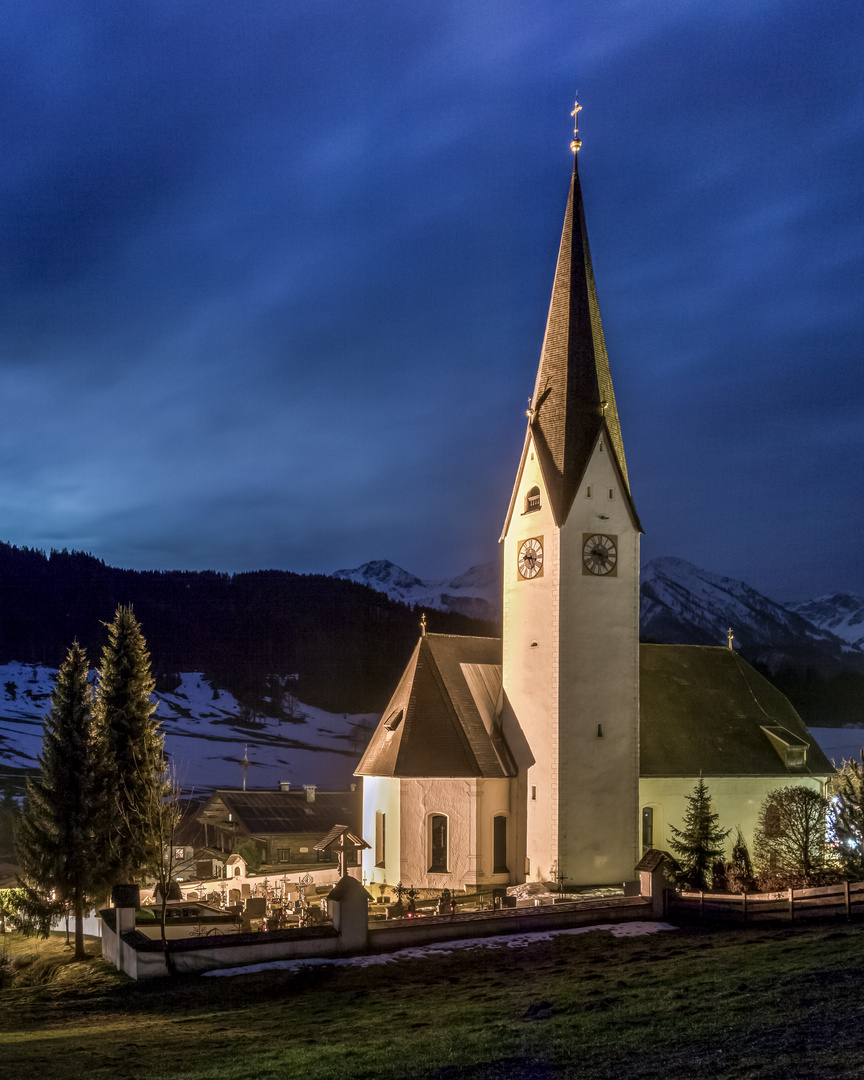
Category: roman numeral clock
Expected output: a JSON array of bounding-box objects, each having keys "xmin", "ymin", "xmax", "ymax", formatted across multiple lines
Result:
[
  {"xmin": 517, "ymin": 537, "xmax": 544, "ymax": 579},
  {"xmin": 582, "ymin": 533, "xmax": 617, "ymax": 576}
]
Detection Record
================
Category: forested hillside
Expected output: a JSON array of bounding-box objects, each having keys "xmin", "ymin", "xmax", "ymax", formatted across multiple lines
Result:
[{"xmin": 0, "ymin": 544, "xmax": 497, "ymax": 713}]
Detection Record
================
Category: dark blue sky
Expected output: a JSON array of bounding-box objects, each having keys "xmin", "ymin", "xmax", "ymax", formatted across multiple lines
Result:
[{"xmin": 1, "ymin": 0, "xmax": 862, "ymax": 601}]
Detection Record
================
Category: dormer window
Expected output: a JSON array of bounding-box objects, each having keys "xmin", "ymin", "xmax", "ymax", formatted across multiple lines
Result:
[
  {"xmin": 524, "ymin": 486, "xmax": 541, "ymax": 514},
  {"xmin": 761, "ymin": 725, "xmax": 808, "ymax": 769},
  {"xmin": 383, "ymin": 708, "xmax": 404, "ymax": 731}
]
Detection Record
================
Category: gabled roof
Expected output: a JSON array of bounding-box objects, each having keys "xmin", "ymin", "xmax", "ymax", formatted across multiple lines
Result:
[
  {"xmin": 523, "ymin": 152, "xmax": 637, "ymax": 528},
  {"xmin": 640, "ymin": 644, "xmax": 834, "ymax": 778},
  {"xmin": 355, "ymin": 634, "xmax": 515, "ymax": 779},
  {"xmin": 313, "ymin": 824, "xmax": 369, "ymax": 852},
  {"xmin": 196, "ymin": 789, "xmax": 359, "ymax": 835},
  {"xmin": 357, "ymin": 637, "xmax": 833, "ymax": 782}
]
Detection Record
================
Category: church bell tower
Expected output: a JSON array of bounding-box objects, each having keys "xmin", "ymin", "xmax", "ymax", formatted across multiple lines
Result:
[{"xmin": 501, "ymin": 103, "xmax": 641, "ymax": 887}]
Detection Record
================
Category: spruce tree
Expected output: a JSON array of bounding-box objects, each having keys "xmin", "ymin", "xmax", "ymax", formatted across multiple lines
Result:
[
  {"xmin": 15, "ymin": 642, "xmax": 105, "ymax": 959},
  {"xmin": 829, "ymin": 753, "xmax": 864, "ymax": 879},
  {"xmin": 668, "ymin": 778, "xmax": 730, "ymax": 891},
  {"xmin": 96, "ymin": 606, "xmax": 164, "ymax": 884},
  {"xmin": 726, "ymin": 826, "xmax": 755, "ymax": 893}
]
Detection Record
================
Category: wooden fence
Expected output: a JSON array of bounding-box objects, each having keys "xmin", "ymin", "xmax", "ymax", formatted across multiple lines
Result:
[{"xmin": 668, "ymin": 879, "xmax": 864, "ymax": 923}]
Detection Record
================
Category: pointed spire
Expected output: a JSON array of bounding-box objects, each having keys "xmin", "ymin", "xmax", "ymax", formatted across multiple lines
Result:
[{"xmin": 528, "ymin": 103, "xmax": 634, "ymax": 525}]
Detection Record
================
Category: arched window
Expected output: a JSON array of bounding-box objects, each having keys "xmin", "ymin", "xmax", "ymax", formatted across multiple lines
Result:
[
  {"xmin": 428, "ymin": 814, "xmax": 448, "ymax": 873},
  {"xmin": 524, "ymin": 486, "xmax": 541, "ymax": 513},
  {"xmin": 493, "ymin": 816, "xmax": 508, "ymax": 874}
]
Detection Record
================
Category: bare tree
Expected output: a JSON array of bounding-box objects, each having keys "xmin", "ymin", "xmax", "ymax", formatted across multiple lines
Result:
[{"xmin": 754, "ymin": 786, "xmax": 830, "ymax": 887}]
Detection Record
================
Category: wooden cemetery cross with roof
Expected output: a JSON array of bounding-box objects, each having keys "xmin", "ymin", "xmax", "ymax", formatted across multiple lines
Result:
[{"xmin": 314, "ymin": 824, "xmax": 370, "ymax": 876}]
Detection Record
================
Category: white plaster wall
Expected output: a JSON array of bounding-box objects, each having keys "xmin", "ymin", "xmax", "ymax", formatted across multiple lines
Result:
[
  {"xmin": 398, "ymin": 777, "xmax": 514, "ymax": 890},
  {"xmin": 557, "ymin": 440, "xmax": 640, "ymax": 884},
  {"xmin": 502, "ymin": 435, "xmax": 558, "ymax": 882},
  {"xmin": 476, "ymin": 778, "xmax": 515, "ymax": 886},
  {"xmin": 640, "ymin": 775, "xmax": 828, "ymax": 859},
  {"xmin": 360, "ymin": 775, "xmax": 400, "ymax": 887}
]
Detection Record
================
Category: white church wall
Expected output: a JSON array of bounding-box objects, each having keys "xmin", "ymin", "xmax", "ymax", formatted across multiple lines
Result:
[
  {"xmin": 640, "ymin": 774, "xmax": 827, "ymax": 861},
  {"xmin": 556, "ymin": 439, "xmax": 640, "ymax": 885},
  {"xmin": 398, "ymin": 777, "xmax": 514, "ymax": 890},
  {"xmin": 502, "ymin": 436, "xmax": 559, "ymax": 883},
  {"xmin": 360, "ymin": 775, "xmax": 400, "ymax": 887}
]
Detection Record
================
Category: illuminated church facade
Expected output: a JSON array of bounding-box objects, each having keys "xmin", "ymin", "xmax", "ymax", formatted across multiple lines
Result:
[{"xmin": 356, "ymin": 109, "xmax": 832, "ymax": 892}]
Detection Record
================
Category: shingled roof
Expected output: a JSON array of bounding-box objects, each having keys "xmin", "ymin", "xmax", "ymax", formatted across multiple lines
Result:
[
  {"xmin": 504, "ymin": 151, "xmax": 638, "ymax": 532},
  {"xmin": 357, "ymin": 636, "xmax": 833, "ymax": 781},
  {"xmin": 355, "ymin": 633, "xmax": 515, "ymax": 779},
  {"xmin": 640, "ymin": 644, "xmax": 834, "ymax": 778}
]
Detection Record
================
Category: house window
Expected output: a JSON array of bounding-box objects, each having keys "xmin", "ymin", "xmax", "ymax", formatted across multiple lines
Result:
[
  {"xmin": 642, "ymin": 807, "xmax": 654, "ymax": 851},
  {"xmin": 493, "ymin": 816, "xmax": 508, "ymax": 874},
  {"xmin": 524, "ymin": 486, "xmax": 541, "ymax": 514},
  {"xmin": 429, "ymin": 814, "xmax": 448, "ymax": 873},
  {"xmin": 375, "ymin": 811, "xmax": 386, "ymax": 868},
  {"xmin": 277, "ymin": 849, "xmax": 290, "ymax": 863}
]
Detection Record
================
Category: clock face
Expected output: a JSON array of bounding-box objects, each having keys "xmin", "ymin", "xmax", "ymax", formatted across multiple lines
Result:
[
  {"xmin": 582, "ymin": 533, "xmax": 617, "ymax": 576},
  {"xmin": 518, "ymin": 537, "xmax": 544, "ymax": 579}
]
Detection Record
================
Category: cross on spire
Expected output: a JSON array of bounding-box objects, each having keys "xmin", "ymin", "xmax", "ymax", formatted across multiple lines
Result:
[{"xmin": 570, "ymin": 100, "xmax": 582, "ymax": 153}]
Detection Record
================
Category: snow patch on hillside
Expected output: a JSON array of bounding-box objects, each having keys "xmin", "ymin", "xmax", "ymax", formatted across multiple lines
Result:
[{"xmin": 0, "ymin": 663, "xmax": 375, "ymax": 793}]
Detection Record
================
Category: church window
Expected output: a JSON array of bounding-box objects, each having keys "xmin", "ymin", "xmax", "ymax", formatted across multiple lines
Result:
[
  {"xmin": 524, "ymin": 486, "xmax": 541, "ymax": 513},
  {"xmin": 586, "ymin": 485, "xmax": 593, "ymax": 498},
  {"xmin": 375, "ymin": 811, "xmax": 386, "ymax": 867},
  {"xmin": 531, "ymin": 785, "xmax": 537, "ymax": 801},
  {"xmin": 493, "ymin": 816, "xmax": 508, "ymax": 874},
  {"xmin": 597, "ymin": 723, "xmax": 604, "ymax": 738},
  {"xmin": 641, "ymin": 807, "xmax": 654, "ymax": 851},
  {"xmin": 608, "ymin": 488, "xmax": 614, "ymax": 499},
  {"xmin": 429, "ymin": 814, "xmax": 448, "ymax": 873}
]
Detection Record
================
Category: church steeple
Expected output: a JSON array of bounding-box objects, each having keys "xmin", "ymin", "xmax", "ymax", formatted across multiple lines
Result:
[{"xmin": 527, "ymin": 104, "xmax": 636, "ymax": 527}]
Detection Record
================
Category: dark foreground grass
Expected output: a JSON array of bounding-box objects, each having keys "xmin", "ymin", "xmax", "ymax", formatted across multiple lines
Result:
[{"xmin": 3, "ymin": 920, "xmax": 864, "ymax": 1079}]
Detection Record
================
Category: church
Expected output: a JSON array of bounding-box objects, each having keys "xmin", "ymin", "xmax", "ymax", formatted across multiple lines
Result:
[{"xmin": 356, "ymin": 106, "xmax": 833, "ymax": 893}]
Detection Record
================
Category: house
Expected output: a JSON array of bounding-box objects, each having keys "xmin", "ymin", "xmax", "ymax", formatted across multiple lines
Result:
[
  {"xmin": 196, "ymin": 783, "xmax": 362, "ymax": 869},
  {"xmin": 356, "ymin": 105, "xmax": 833, "ymax": 892}
]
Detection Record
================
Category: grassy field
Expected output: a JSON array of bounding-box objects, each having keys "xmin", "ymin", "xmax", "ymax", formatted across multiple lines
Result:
[{"xmin": 2, "ymin": 920, "xmax": 864, "ymax": 1079}]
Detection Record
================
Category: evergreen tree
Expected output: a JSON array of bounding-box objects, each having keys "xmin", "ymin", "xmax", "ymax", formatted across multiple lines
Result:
[
  {"xmin": 829, "ymin": 753, "xmax": 864, "ymax": 879},
  {"xmin": 726, "ymin": 827, "xmax": 756, "ymax": 893},
  {"xmin": 96, "ymin": 606, "xmax": 164, "ymax": 884},
  {"xmin": 667, "ymin": 779, "xmax": 730, "ymax": 891},
  {"xmin": 15, "ymin": 642, "xmax": 105, "ymax": 959}
]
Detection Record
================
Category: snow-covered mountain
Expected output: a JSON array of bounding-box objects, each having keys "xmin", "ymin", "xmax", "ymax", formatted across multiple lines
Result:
[
  {"xmin": 0, "ymin": 663, "xmax": 376, "ymax": 794},
  {"xmin": 786, "ymin": 593, "xmax": 864, "ymax": 651},
  {"xmin": 332, "ymin": 556, "xmax": 864, "ymax": 677},
  {"xmin": 641, "ymin": 557, "xmax": 864, "ymax": 675},
  {"xmin": 332, "ymin": 559, "xmax": 501, "ymax": 621}
]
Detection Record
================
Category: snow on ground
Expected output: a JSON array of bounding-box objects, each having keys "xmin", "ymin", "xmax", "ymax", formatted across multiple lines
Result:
[
  {"xmin": 810, "ymin": 727, "xmax": 864, "ymax": 766},
  {"xmin": 0, "ymin": 663, "xmax": 376, "ymax": 793},
  {"xmin": 203, "ymin": 921, "xmax": 678, "ymax": 978}
]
